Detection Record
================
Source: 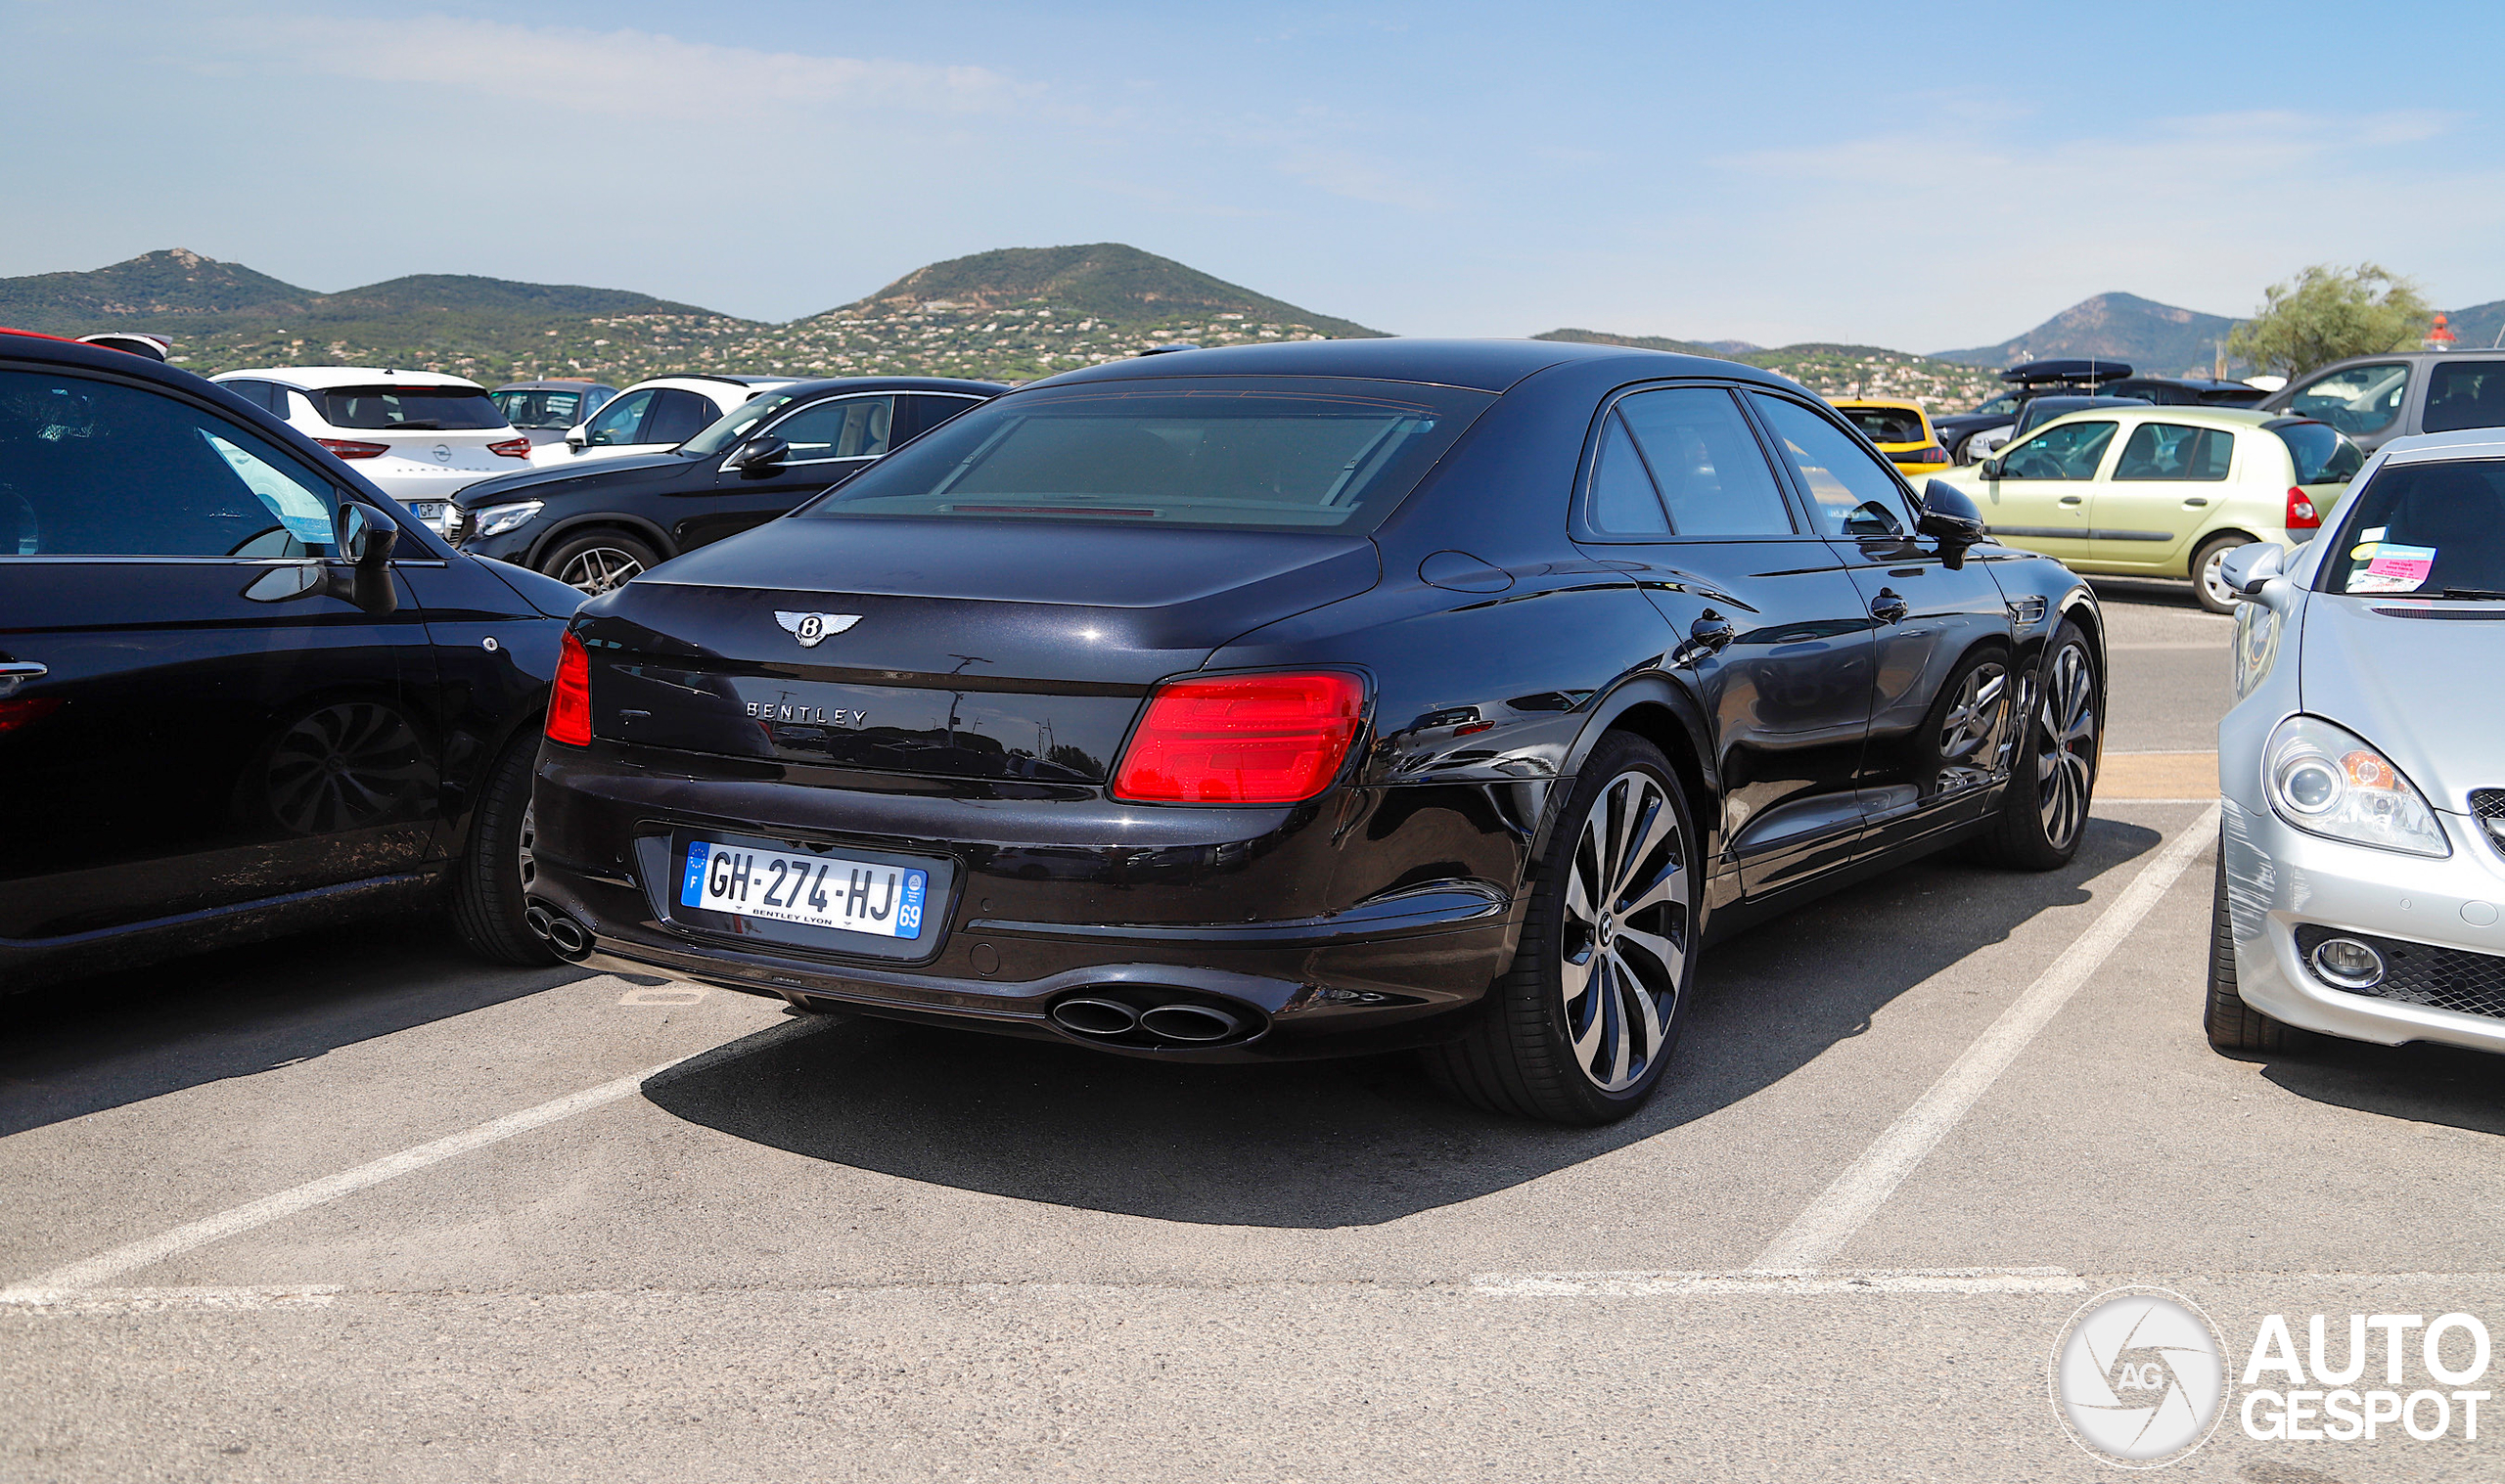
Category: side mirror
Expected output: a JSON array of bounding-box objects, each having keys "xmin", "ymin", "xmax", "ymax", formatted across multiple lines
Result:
[
  {"xmin": 2216, "ymin": 541, "xmax": 2284, "ymax": 600},
  {"xmin": 1979, "ymin": 457, "xmax": 2004, "ymax": 480},
  {"xmin": 1918, "ymin": 480, "xmax": 1988, "ymax": 569},
  {"xmin": 334, "ymin": 503, "xmax": 399, "ymax": 614},
  {"xmin": 565, "ymin": 425, "xmax": 588, "ymax": 450},
  {"xmin": 730, "ymin": 434, "xmax": 790, "ymax": 475}
]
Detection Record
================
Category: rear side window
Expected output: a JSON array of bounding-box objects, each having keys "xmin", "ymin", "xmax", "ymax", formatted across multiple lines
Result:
[
  {"xmin": 1594, "ymin": 387, "xmax": 1795, "ymax": 537},
  {"xmin": 2288, "ymin": 362, "xmax": 2408, "ymax": 437},
  {"xmin": 2113, "ymin": 423, "xmax": 2233, "ymax": 481},
  {"xmin": 2270, "ymin": 421, "xmax": 2363, "ymax": 484},
  {"xmin": 314, "ymin": 384, "xmax": 504, "ymax": 430},
  {"xmin": 803, "ymin": 379, "xmax": 1494, "ymax": 532},
  {"xmin": 0, "ymin": 370, "xmax": 342, "ymax": 558},
  {"xmin": 1750, "ymin": 392, "xmax": 1911, "ymax": 537},
  {"xmin": 642, "ymin": 389, "xmax": 714, "ymax": 447},
  {"xmin": 2423, "ymin": 361, "xmax": 2505, "ymax": 434}
]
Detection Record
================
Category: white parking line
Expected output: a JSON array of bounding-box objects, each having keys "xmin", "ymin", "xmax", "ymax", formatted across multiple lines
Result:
[
  {"xmin": 1476, "ymin": 1268, "xmax": 2085, "ymax": 1296},
  {"xmin": 2, "ymin": 1016, "xmax": 826, "ymax": 1294},
  {"xmin": 1745, "ymin": 803, "xmax": 2222, "ymax": 1275},
  {"xmin": 0, "ymin": 1284, "xmax": 342, "ymax": 1314}
]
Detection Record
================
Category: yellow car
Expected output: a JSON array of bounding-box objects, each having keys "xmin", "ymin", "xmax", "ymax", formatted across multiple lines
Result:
[{"xmin": 1830, "ymin": 398, "xmax": 1953, "ymax": 477}]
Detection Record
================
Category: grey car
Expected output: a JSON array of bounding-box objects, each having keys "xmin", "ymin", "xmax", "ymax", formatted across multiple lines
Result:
[
  {"xmin": 2258, "ymin": 352, "xmax": 2505, "ymax": 455},
  {"xmin": 2209, "ymin": 428, "xmax": 2505, "ymax": 1057}
]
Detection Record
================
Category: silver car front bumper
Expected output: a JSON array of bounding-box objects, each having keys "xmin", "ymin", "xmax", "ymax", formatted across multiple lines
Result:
[{"xmin": 2221, "ymin": 796, "xmax": 2505, "ymax": 1054}]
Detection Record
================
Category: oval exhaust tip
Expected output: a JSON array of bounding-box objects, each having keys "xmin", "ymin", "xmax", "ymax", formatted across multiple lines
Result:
[
  {"xmin": 1050, "ymin": 998, "xmax": 1141, "ymax": 1036},
  {"xmin": 524, "ymin": 905, "xmax": 554, "ymax": 940},
  {"xmin": 1139, "ymin": 1004, "xmax": 1243, "ymax": 1043},
  {"xmin": 544, "ymin": 917, "xmax": 589, "ymax": 957}
]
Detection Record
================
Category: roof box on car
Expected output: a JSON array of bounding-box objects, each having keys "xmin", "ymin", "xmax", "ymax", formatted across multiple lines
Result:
[{"xmin": 2002, "ymin": 358, "xmax": 2132, "ymax": 386}]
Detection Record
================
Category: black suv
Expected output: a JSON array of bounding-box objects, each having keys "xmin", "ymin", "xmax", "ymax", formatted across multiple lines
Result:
[
  {"xmin": 447, "ymin": 377, "xmax": 1005, "ymax": 593},
  {"xmin": 0, "ymin": 330, "xmax": 583, "ymax": 990}
]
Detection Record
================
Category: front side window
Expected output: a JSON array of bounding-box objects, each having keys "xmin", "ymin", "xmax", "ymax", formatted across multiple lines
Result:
[
  {"xmin": 2319, "ymin": 458, "xmax": 2505, "ymax": 597},
  {"xmin": 802, "ymin": 379, "xmax": 1493, "ymax": 532},
  {"xmin": 2423, "ymin": 360, "xmax": 2505, "ymax": 435},
  {"xmin": 1600, "ymin": 387, "xmax": 1794, "ymax": 536},
  {"xmin": 768, "ymin": 395, "xmax": 894, "ymax": 462},
  {"xmin": 580, "ymin": 388, "xmax": 654, "ymax": 447},
  {"xmin": 313, "ymin": 384, "xmax": 504, "ymax": 430},
  {"xmin": 1998, "ymin": 421, "xmax": 2118, "ymax": 481},
  {"xmin": 2288, "ymin": 362, "xmax": 2409, "ymax": 437},
  {"xmin": 2112, "ymin": 422, "xmax": 2233, "ymax": 481},
  {"xmin": 1750, "ymin": 392, "xmax": 1911, "ymax": 537},
  {"xmin": 0, "ymin": 370, "xmax": 342, "ymax": 558}
]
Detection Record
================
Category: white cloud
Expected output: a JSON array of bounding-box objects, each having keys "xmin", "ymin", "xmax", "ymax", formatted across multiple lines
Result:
[{"xmin": 270, "ymin": 14, "xmax": 1037, "ymax": 125}]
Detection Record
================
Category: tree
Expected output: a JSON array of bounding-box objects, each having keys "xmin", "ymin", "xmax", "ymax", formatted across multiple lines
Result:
[{"xmin": 2226, "ymin": 263, "xmax": 2433, "ymax": 380}]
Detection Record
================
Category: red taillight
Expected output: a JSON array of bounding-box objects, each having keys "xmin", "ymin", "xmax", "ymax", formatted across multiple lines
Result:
[
  {"xmin": 1889, "ymin": 446, "xmax": 1950, "ymax": 466},
  {"xmin": 546, "ymin": 631, "xmax": 592, "ymax": 746},
  {"xmin": 0, "ymin": 697, "xmax": 62, "ymax": 734},
  {"xmin": 316, "ymin": 438, "xmax": 389, "ymax": 460},
  {"xmin": 489, "ymin": 436, "xmax": 532, "ymax": 460},
  {"xmin": 1111, "ymin": 671, "xmax": 1365, "ymax": 804},
  {"xmin": 2286, "ymin": 486, "xmax": 2321, "ymax": 530}
]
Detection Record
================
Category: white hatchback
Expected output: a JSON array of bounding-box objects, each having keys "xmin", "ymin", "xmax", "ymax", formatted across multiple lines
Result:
[
  {"xmin": 526, "ymin": 375, "xmax": 796, "ymax": 470},
  {"xmin": 212, "ymin": 367, "xmax": 530, "ymax": 533}
]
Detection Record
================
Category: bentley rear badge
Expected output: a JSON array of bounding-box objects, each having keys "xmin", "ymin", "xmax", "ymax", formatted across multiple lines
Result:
[{"xmin": 774, "ymin": 611, "xmax": 860, "ymax": 648}]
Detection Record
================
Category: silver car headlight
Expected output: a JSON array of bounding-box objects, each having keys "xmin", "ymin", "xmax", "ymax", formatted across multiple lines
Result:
[
  {"xmin": 471, "ymin": 500, "xmax": 544, "ymax": 538},
  {"xmin": 2264, "ymin": 715, "xmax": 2449, "ymax": 857}
]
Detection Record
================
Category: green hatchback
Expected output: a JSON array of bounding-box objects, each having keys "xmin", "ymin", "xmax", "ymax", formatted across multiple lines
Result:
[{"xmin": 1932, "ymin": 406, "xmax": 2361, "ymax": 612}]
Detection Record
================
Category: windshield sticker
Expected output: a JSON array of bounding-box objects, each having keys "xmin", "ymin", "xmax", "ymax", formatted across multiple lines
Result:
[
  {"xmin": 2360, "ymin": 526, "xmax": 2388, "ymax": 542},
  {"xmin": 2347, "ymin": 542, "xmax": 2437, "ymax": 593}
]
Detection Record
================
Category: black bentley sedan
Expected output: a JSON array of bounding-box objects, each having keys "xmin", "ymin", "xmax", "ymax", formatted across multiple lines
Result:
[
  {"xmin": 526, "ymin": 338, "xmax": 2105, "ymax": 1123},
  {"xmin": 0, "ymin": 329, "xmax": 583, "ymax": 990},
  {"xmin": 447, "ymin": 377, "xmax": 1006, "ymax": 594}
]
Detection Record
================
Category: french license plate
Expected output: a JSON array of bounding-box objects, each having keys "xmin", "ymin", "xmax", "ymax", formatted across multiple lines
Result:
[{"xmin": 678, "ymin": 840, "xmax": 928, "ymax": 939}]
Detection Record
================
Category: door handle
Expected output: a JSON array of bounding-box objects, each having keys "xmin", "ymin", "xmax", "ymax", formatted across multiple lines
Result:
[
  {"xmin": 2183, "ymin": 497, "xmax": 2209, "ymax": 508},
  {"xmin": 1674, "ymin": 610, "xmax": 1737, "ymax": 666},
  {"xmin": 1870, "ymin": 589, "xmax": 1909, "ymax": 625},
  {"xmin": 2058, "ymin": 495, "xmax": 2084, "ymax": 506},
  {"xmin": 0, "ymin": 660, "xmax": 46, "ymax": 697}
]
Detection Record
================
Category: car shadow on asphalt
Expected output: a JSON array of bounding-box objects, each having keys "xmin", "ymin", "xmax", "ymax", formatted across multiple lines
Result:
[
  {"xmin": 2255, "ymin": 1038, "xmax": 2505, "ymax": 1138},
  {"xmin": 643, "ymin": 815, "xmax": 2164, "ymax": 1228},
  {"xmin": 0, "ymin": 913, "xmax": 595, "ymax": 1138}
]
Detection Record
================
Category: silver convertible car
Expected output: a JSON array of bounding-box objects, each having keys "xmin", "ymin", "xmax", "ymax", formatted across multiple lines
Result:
[{"xmin": 2209, "ymin": 428, "xmax": 2505, "ymax": 1056}]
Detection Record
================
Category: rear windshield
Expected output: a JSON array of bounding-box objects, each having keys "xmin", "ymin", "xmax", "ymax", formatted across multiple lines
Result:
[
  {"xmin": 1838, "ymin": 407, "xmax": 1928, "ymax": 444},
  {"xmin": 2318, "ymin": 458, "xmax": 2505, "ymax": 598},
  {"xmin": 492, "ymin": 388, "xmax": 584, "ymax": 428},
  {"xmin": 316, "ymin": 385, "xmax": 504, "ymax": 430},
  {"xmin": 2271, "ymin": 421, "xmax": 2363, "ymax": 484},
  {"xmin": 798, "ymin": 379, "xmax": 1494, "ymax": 532}
]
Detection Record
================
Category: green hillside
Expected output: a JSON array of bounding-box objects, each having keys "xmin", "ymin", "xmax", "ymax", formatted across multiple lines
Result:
[
  {"xmin": 0, "ymin": 246, "xmax": 1380, "ymax": 385},
  {"xmin": 1534, "ymin": 329, "xmax": 2001, "ymax": 413}
]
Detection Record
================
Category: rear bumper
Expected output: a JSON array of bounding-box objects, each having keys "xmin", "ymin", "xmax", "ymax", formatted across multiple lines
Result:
[{"xmin": 529, "ymin": 741, "xmax": 1526, "ymax": 1060}]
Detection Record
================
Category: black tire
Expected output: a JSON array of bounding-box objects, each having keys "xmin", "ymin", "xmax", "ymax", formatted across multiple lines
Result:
[
  {"xmin": 1424, "ymin": 733, "xmax": 1699, "ymax": 1125},
  {"xmin": 2205, "ymin": 841, "xmax": 2303, "ymax": 1056},
  {"xmin": 540, "ymin": 528, "xmax": 660, "ymax": 596},
  {"xmin": 1974, "ymin": 619, "xmax": 2100, "ymax": 871},
  {"xmin": 2190, "ymin": 532, "xmax": 2254, "ymax": 616},
  {"xmin": 447, "ymin": 730, "xmax": 558, "ymax": 967}
]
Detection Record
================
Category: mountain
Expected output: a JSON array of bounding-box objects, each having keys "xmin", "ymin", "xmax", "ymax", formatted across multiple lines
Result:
[
  {"xmin": 1930, "ymin": 292, "xmax": 2241, "ymax": 376},
  {"xmin": 0, "ymin": 246, "xmax": 1378, "ymax": 384},
  {"xmin": 2439, "ymin": 299, "xmax": 2505, "ymax": 351},
  {"xmin": 1533, "ymin": 329, "xmax": 2001, "ymax": 413}
]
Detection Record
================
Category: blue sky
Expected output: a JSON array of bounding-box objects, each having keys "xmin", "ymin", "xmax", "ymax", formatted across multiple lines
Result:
[{"xmin": 6, "ymin": 1, "xmax": 2500, "ymax": 350}]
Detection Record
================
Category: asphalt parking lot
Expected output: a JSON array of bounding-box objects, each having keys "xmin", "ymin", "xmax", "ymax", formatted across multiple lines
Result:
[{"xmin": 5, "ymin": 579, "xmax": 2501, "ymax": 1483}]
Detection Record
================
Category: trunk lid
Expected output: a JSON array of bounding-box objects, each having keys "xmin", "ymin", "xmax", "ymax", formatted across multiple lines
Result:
[{"xmin": 574, "ymin": 518, "xmax": 1380, "ymax": 784}]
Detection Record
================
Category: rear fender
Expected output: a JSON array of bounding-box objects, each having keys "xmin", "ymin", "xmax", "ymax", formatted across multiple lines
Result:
[{"xmin": 1530, "ymin": 673, "xmax": 1719, "ymax": 868}]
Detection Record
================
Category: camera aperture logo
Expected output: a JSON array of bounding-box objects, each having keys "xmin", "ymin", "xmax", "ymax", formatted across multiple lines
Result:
[{"xmin": 2050, "ymin": 1287, "xmax": 2227, "ymax": 1466}]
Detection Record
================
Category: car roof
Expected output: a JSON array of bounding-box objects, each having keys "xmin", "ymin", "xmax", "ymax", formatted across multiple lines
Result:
[
  {"xmin": 621, "ymin": 374, "xmax": 798, "ymax": 397},
  {"xmin": 2378, "ymin": 428, "xmax": 2505, "ymax": 463},
  {"xmin": 1029, "ymin": 337, "xmax": 1781, "ymax": 394},
  {"xmin": 2032, "ymin": 404, "xmax": 2278, "ymax": 433},
  {"xmin": 213, "ymin": 365, "xmax": 487, "ymax": 390},
  {"xmin": 732, "ymin": 375, "xmax": 1011, "ymax": 398},
  {"xmin": 493, "ymin": 379, "xmax": 618, "ymax": 393},
  {"xmin": 1828, "ymin": 397, "xmax": 1927, "ymax": 412}
]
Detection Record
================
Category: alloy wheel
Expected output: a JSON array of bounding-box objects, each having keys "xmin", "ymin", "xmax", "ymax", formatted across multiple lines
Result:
[
  {"xmin": 558, "ymin": 546, "xmax": 644, "ymax": 595},
  {"xmin": 2198, "ymin": 546, "xmax": 2240, "ymax": 611},
  {"xmin": 1559, "ymin": 769, "xmax": 1690, "ymax": 1093},
  {"xmin": 518, "ymin": 799, "xmax": 538, "ymax": 896},
  {"xmin": 2034, "ymin": 642, "xmax": 2097, "ymax": 850}
]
